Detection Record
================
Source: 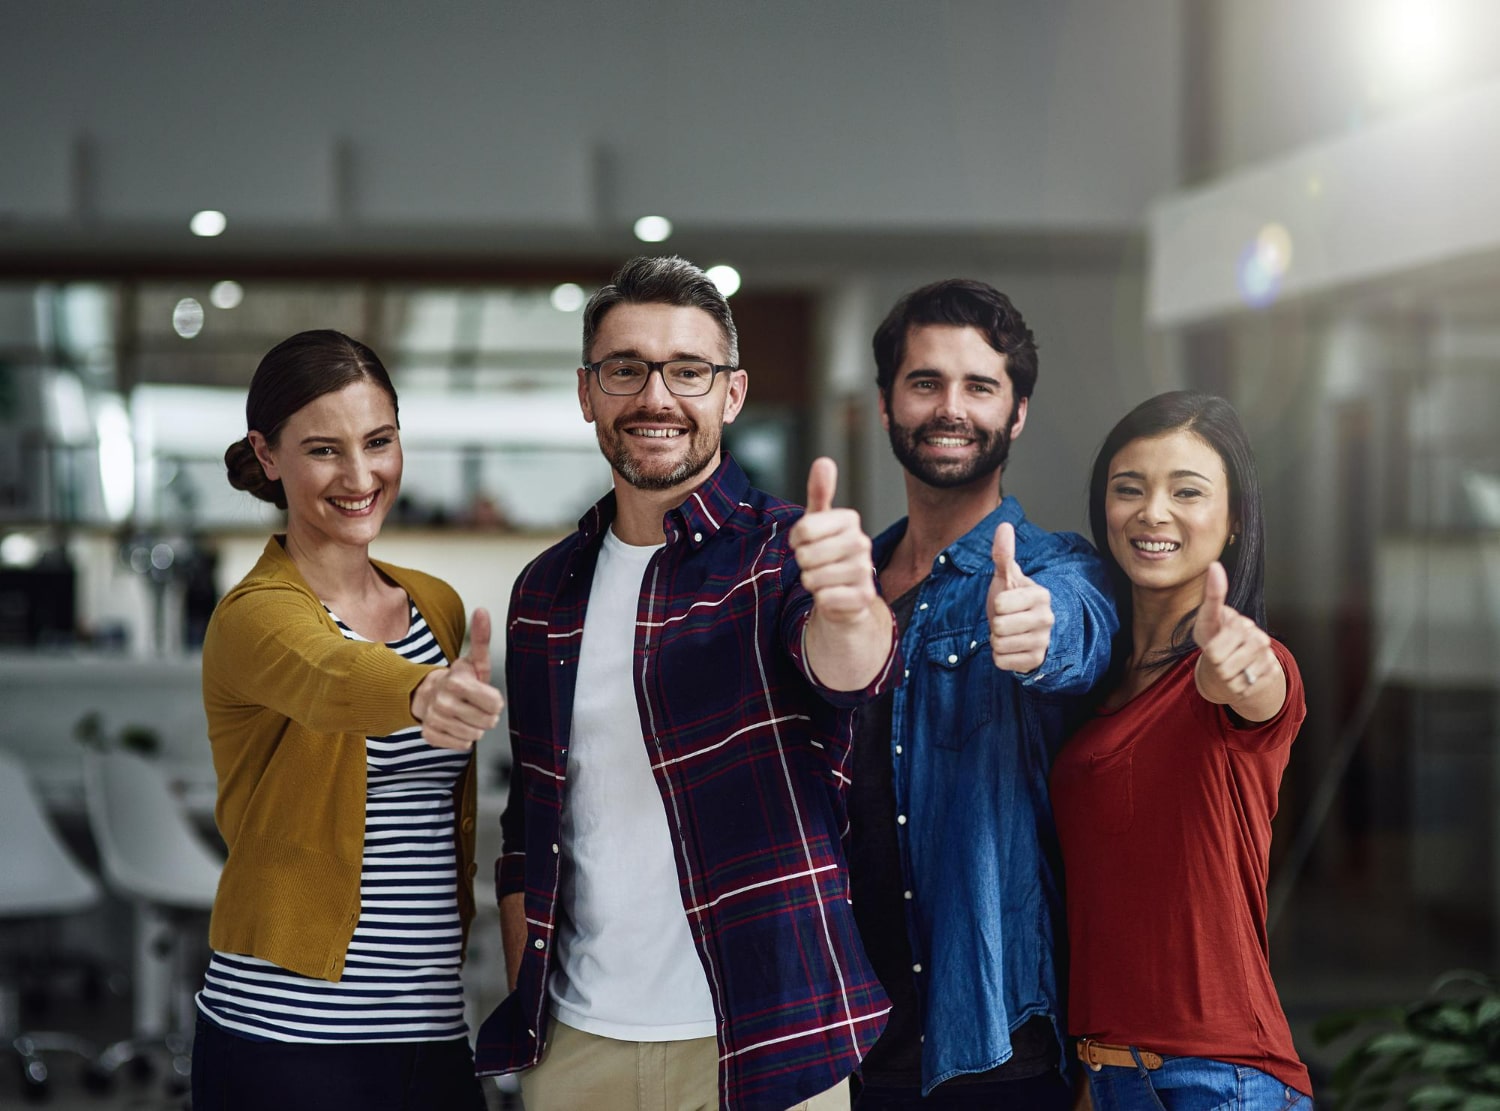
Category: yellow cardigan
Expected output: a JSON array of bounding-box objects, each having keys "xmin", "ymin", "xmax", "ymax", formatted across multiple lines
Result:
[{"xmin": 201, "ymin": 536, "xmax": 477, "ymax": 981}]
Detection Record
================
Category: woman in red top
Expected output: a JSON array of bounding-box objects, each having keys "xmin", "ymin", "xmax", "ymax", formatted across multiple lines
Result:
[{"xmin": 1050, "ymin": 392, "xmax": 1313, "ymax": 1110}]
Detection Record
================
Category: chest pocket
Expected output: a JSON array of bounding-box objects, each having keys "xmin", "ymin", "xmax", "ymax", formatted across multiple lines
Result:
[{"xmin": 922, "ymin": 629, "xmax": 995, "ymax": 751}]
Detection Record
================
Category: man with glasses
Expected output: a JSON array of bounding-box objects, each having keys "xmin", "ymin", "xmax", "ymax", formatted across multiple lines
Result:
[{"xmin": 477, "ymin": 256, "xmax": 898, "ymax": 1111}]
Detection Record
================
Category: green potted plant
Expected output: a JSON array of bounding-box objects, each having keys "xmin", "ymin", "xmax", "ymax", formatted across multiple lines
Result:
[{"xmin": 1314, "ymin": 970, "xmax": 1500, "ymax": 1109}]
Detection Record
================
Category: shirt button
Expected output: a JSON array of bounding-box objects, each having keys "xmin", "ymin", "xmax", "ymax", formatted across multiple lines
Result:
[
  {"xmin": 533, "ymin": 938, "xmax": 545, "ymax": 950},
  {"xmin": 903, "ymin": 669, "xmax": 909, "ymax": 678},
  {"xmin": 551, "ymin": 843, "xmax": 559, "ymax": 854},
  {"xmin": 969, "ymin": 640, "xmax": 977, "ymax": 649},
  {"xmin": 937, "ymin": 555, "xmax": 946, "ymax": 564},
  {"xmin": 918, "ymin": 603, "xmax": 928, "ymax": 611},
  {"xmin": 694, "ymin": 532, "xmax": 703, "ymax": 543},
  {"xmin": 894, "ymin": 745, "xmax": 902, "ymax": 755},
  {"xmin": 904, "ymin": 890, "xmax": 913, "ymax": 900},
  {"xmin": 912, "ymin": 963, "xmax": 922, "ymax": 973},
  {"xmin": 897, "ymin": 814, "xmax": 907, "ymax": 825},
  {"xmin": 527, "ymin": 1028, "xmax": 536, "ymax": 1038},
  {"xmin": 947, "ymin": 654, "xmax": 958, "ymax": 664}
]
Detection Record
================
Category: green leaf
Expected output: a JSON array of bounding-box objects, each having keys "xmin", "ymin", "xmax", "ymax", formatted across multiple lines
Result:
[
  {"xmin": 1368, "ymin": 1032, "xmax": 1430, "ymax": 1056},
  {"xmin": 1414, "ymin": 1004, "xmax": 1478, "ymax": 1039},
  {"xmin": 1420, "ymin": 1042, "xmax": 1484, "ymax": 1070},
  {"xmin": 1430, "ymin": 971, "xmax": 1495, "ymax": 996},
  {"xmin": 1458, "ymin": 1096, "xmax": 1500, "ymax": 1111},
  {"xmin": 1476, "ymin": 998, "xmax": 1500, "ymax": 1030},
  {"xmin": 1410, "ymin": 1083, "xmax": 1466, "ymax": 1108}
]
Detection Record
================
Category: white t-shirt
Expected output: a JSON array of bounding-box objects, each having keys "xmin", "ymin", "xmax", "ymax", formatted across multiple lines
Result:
[{"xmin": 548, "ymin": 527, "xmax": 717, "ymax": 1041}]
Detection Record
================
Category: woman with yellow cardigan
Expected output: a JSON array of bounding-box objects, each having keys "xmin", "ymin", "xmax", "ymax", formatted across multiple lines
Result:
[{"xmin": 192, "ymin": 330, "xmax": 503, "ymax": 1110}]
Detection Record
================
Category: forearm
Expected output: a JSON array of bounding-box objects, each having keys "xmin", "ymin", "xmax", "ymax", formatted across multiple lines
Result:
[
  {"xmin": 804, "ymin": 598, "xmax": 895, "ymax": 692},
  {"xmin": 499, "ymin": 892, "xmax": 527, "ymax": 993}
]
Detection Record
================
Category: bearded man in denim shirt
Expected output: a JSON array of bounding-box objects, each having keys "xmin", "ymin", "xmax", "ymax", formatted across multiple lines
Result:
[{"xmin": 847, "ymin": 280, "xmax": 1117, "ymax": 1110}]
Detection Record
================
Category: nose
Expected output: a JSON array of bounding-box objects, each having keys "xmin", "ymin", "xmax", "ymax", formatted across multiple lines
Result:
[
  {"xmin": 637, "ymin": 366, "xmax": 676, "ymax": 407},
  {"xmin": 342, "ymin": 451, "xmax": 373, "ymax": 490},
  {"xmin": 1138, "ymin": 487, "xmax": 1170, "ymax": 524},
  {"xmin": 935, "ymin": 382, "xmax": 966, "ymax": 421}
]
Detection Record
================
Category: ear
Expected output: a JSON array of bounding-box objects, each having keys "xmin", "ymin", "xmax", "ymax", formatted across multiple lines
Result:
[
  {"xmin": 1008, "ymin": 396, "xmax": 1029, "ymax": 440},
  {"xmin": 248, "ymin": 430, "xmax": 280, "ymax": 482},
  {"xmin": 877, "ymin": 390, "xmax": 891, "ymax": 432},
  {"xmin": 720, "ymin": 368, "xmax": 750, "ymax": 426},
  {"xmin": 576, "ymin": 366, "xmax": 596, "ymax": 425}
]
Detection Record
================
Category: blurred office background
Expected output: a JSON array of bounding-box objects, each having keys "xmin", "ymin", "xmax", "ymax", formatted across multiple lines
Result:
[{"xmin": 3, "ymin": 0, "xmax": 1500, "ymax": 1104}]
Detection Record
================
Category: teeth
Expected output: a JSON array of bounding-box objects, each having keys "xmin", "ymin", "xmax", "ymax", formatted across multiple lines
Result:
[
  {"xmin": 630, "ymin": 428, "xmax": 684, "ymax": 438},
  {"xmin": 1133, "ymin": 540, "xmax": 1179, "ymax": 552},
  {"xmin": 927, "ymin": 436, "xmax": 970, "ymax": 446},
  {"xmin": 331, "ymin": 494, "xmax": 375, "ymax": 511}
]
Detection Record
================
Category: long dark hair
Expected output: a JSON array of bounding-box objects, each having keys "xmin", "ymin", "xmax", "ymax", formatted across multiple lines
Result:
[
  {"xmin": 1088, "ymin": 390, "xmax": 1266, "ymax": 670},
  {"xmin": 223, "ymin": 330, "xmax": 398, "ymax": 510}
]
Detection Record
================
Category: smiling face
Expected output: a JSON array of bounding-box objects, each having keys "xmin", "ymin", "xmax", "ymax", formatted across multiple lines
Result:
[
  {"xmin": 1104, "ymin": 428, "xmax": 1236, "ymax": 600},
  {"xmin": 249, "ymin": 378, "xmax": 401, "ymax": 553},
  {"xmin": 577, "ymin": 301, "xmax": 747, "ymax": 493},
  {"xmin": 879, "ymin": 324, "xmax": 1027, "ymax": 491}
]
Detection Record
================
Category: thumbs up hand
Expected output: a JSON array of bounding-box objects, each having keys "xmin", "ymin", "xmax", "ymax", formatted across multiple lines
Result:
[
  {"xmin": 411, "ymin": 607, "xmax": 505, "ymax": 751},
  {"xmin": 789, "ymin": 457, "xmax": 877, "ymax": 624},
  {"xmin": 986, "ymin": 521, "xmax": 1054, "ymax": 673},
  {"xmin": 1191, "ymin": 562, "xmax": 1279, "ymax": 708}
]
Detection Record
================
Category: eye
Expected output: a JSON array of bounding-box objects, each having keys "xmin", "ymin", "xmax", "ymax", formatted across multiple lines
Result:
[
  {"xmin": 308, "ymin": 446, "xmax": 336, "ymax": 457},
  {"xmin": 1174, "ymin": 487, "xmax": 1203, "ymax": 499},
  {"xmin": 603, "ymin": 359, "xmax": 646, "ymax": 381},
  {"xmin": 968, "ymin": 383, "xmax": 994, "ymax": 394},
  {"xmin": 368, "ymin": 436, "xmax": 394, "ymax": 449},
  {"xmin": 1110, "ymin": 483, "xmax": 1142, "ymax": 497}
]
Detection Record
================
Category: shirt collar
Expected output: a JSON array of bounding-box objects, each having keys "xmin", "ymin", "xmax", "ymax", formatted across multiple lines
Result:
[
  {"xmin": 872, "ymin": 496, "xmax": 1027, "ymax": 577},
  {"xmin": 574, "ymin": 453, "xmax": 750, "ymax": 548}
]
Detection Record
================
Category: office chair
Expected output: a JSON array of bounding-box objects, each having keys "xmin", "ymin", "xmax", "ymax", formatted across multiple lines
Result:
[
  {"xmin": 0, "ymin": 748, "xmax": 104, "ymax": 1099},
  {"xmin": 83, "ymin": 749, "xmax": 222, "ymax": 1091}
]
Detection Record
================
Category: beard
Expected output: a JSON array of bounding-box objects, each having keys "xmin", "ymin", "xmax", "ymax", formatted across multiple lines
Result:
[
  {"xmin": 597, "ymin": 412, "xmax": 722, "ymax": 492},
  {"xmin": 887, "ymin": 411, "xmax": 1016, "ymax": 489}
]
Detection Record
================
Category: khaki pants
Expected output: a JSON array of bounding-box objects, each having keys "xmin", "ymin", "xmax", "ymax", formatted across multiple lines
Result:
[{"xmin": 521, "ymin": 1018, "xmax": 850, "ymax": 1111}]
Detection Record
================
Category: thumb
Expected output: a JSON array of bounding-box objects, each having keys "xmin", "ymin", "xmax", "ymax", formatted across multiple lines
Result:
[
  {"xmin": 991, "ymin": 521, "xmax": 1021, "ymax": 590},
  {"xmin": 465, "ymin": 607, "xmax": 492, "ymax": 682},
  {"xmin": 806, "ymin": 456, "xmax": 837, "ymax": 515},
  {"xmin": 1195, "ymin": 562, "xmax": 1227, "ymax": 644}
]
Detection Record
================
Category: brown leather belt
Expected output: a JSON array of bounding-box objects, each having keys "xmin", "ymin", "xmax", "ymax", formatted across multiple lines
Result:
[{"xmin": 1076, "ymin": 1038, "xmax": 1163, "ymax": 1071}]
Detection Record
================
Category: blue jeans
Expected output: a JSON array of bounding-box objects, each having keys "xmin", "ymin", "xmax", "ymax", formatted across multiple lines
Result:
[{"xmin": 1087, "ymin": 1051, "xmax": 1312, "ymax": 1111}]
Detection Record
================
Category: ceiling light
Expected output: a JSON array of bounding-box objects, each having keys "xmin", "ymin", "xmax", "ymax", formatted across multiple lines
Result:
[
  {"xmin": 210, "ymin": 280, "xmax": 244, "ymax": 309},
  {"xmin": 633, "ymin": 215, "xmax": 673, "ymax": 243},
  {"xmin": 190, "ymin": 210, "xmax": 227, "ymax": 237},
  {"xmin": 706, "ymin": 265, "xmax": 741, "ymax": 298},
  {"xmin": 550, "ymin": 283, "xmax": 586, "ymax": 312}
]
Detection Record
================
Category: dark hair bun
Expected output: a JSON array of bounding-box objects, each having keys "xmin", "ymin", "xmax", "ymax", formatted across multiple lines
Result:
[{"xmin": 224, "ymin": 436, "xmax": 287, "ymax": 509}]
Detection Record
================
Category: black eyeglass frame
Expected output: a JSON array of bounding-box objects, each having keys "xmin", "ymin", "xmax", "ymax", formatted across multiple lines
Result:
[{"xmin": 582, "ymin": 358, "xmax": 739, "ymax": 397}]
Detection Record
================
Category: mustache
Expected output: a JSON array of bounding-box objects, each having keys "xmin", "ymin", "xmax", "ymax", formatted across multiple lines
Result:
[{"xmin": 915, "ymin": 419, "xmax": 983, "ymax": 439}]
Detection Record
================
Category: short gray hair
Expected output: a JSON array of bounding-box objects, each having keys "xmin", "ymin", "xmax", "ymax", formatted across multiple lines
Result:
[{"xmin": 581, "ymin": 256, "xmax": 739, "ymax": 366}]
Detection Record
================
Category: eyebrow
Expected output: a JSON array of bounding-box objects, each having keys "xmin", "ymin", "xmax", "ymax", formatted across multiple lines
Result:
[
  {"xmin": 1110, "ymin": 468, "xmax": 1215, "ymax": 482},
  {"xmin": 903, "ymin": 368, "xmax": 1004, "ymax": 387},
  {"xmin": 598, "ymin": 348, "xmax": 720, "ymax": 363},
  {"xmin": 299, "ymin": 424, "xmax": 397, "ymax": 446}
]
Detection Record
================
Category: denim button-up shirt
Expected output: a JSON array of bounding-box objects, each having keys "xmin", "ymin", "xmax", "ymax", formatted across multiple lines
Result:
[{"xmin": 869, "ymin": 497, "xmax": 1116, "ymax": 1093}]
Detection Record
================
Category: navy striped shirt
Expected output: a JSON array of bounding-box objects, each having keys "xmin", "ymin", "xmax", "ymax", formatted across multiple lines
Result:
[{"xmin": 198, "ymin": 603, "xmax": 471, "ymax": 1043}]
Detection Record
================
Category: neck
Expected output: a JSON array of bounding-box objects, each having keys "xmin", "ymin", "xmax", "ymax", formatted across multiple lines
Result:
[
  {"xmin": 888, "ymin": 470, "xmax": 1003, "ymax": 577},
  {"xmin": 1127, "ymin": 579, "xmax": 1202, "ymax": 666},
  {"xmin": 282, "ymin": 526, "xmax": 379, "ymax": 605},
  {"xmin": 608, "ymin": 452, "xmax": 719, "ymax": 546}
]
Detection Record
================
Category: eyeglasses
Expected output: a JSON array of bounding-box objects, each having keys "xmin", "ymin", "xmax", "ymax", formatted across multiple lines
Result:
[{"xmin": 584, "ymin": 358, "xmax": 737, "ymax": 397}]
